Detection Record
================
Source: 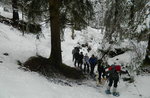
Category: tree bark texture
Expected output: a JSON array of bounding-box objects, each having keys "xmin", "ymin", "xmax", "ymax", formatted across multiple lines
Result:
[
  {"xmin": 12, "ymin": 0, "xmax": 19, "ymax": 26},
  {"xmin": 143, "ymin": 34, "xmax": 150, "ymax": 65},
  {"xmin": 49, "ymin": 0, "xmax": 62, "ymax": 67}
]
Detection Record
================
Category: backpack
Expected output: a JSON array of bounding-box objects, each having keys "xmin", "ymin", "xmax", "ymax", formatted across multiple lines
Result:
[
  {"xmin": 108, "ymin": 65, "xmax": 121, "ymax": 71},
  {"xmin": 108, "ymin": 65, "xmax": 120, "ymax": 80}
]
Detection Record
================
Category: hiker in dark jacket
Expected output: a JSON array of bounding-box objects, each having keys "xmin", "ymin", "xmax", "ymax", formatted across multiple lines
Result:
[
  {"xmin": 105, "ymin": 63, "xmax": 121, "ymax": 96},
  {"xmin": 78, "ymin": 52, "xmax": 84, "ymax": 70},
  {"xmin": 89, "ymin": 54, "xmax": 97, "ymax": 76},
  {"xmin": 97, "ymin": 59, "xmax": 106, "ymax": 83},
  {"xmin": 74, "ymin": 52, "xmax": 79, "ymax": 67},
  {"xmin": 72, "ymin": 47, "xmax": 80, "ymax": 67},
  {"xmin": 72, "ymin": 47, "xmax": 79, "ymax": 62},
  {"xmin": 105, "ymin": 61, "xmax": 130, "ymax": 96}
]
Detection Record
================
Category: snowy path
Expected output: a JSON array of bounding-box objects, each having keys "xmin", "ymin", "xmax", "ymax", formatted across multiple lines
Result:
[{"xmin": 0, "ymin": 22, "xmax": 150, "ymax": 98}]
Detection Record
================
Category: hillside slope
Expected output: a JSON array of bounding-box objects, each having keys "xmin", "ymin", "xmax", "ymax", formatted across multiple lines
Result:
[{"xmin": 0, "ymin": 22, "xmax": 150, "ymax": 98}]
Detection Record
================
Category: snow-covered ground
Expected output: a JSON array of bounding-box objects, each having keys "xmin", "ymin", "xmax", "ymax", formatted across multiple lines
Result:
[
  {"xmin": 0, "ymin": 4, "xmax": 150, "ymax": 98},
  {"xmin": 0, "ymin": 3, "xmax": 22, "ymax": 19},
  {"xmin": 0, "ymin": 22, "xmax": 150, "ymax": 98}
]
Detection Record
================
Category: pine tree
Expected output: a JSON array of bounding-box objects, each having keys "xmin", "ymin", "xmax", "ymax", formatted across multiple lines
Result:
[
  {"xmin": 104, "ymin": 0, "xmax": 150, "ymax": 67},
  {"xmin": 48, "ymin": 0, "xmax": 62, "ymax": 67},
  {"xmin": 104, "ymin": 0, "xmax": 149, "ymax": 42},
  {"xmin": 21, "ymin": 0, "xmax": 94, "ymax": 72}
]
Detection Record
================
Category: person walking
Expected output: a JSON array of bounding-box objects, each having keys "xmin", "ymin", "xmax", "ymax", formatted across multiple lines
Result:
[
  {"xmin": 97, "ymin": 59, "xmax": 106, "ymax": 84},
  {"xmin": 89, "ymin": 54, "xmax": 97, "ymax": 77},
  {"xmin": 105, "ymin": 63, "xmax": 121, "ymax": 96},
  {"xmin": 73, "ymin": 47, "xmax": 80, "ymax": 67},
  {"xmin": 83, "ymin": 53, "xmax": 90, "ymax": 73},
  {"xmin": 72, "ymin": 47, "xmax": 79, "ymax": 62},
  {"xmin": 78, "ymin": 52, "xmax": 84, "ymax": 70}
]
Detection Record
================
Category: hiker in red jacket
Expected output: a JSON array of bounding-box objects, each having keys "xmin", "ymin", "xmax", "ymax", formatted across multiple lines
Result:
[
  {"xmin": 105, "ymin": 63, "xmax": 121, "ymax": 96},
  {"xmin": 105, "ymin": 62, "xmax": 128, "ymax": 96}
]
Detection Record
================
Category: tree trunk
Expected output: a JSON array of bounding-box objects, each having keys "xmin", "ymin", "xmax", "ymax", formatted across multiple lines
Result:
[
  {"xmin": 49, "ymin": 0, "xmax": 62, "ymax": 67},
  {"xmin": 143, "ymin": 34, "xmax": 150, "ymax": 66},
  {"xmin": 71, "ymin": 25, "xmax": 75, "ymax": 40},
  {"xmin": 129, "ymin": 0, "xmax": 135, "ymax": 26},
  {"xmin": 12, "ymin": 0, "xmax": 19, "ymax": 27}
]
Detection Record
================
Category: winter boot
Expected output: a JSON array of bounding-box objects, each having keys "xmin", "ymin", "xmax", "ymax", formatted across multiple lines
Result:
[
  {"xmin": 112, "ymin": 87, "xmax": 119, "ymax": 96},
  {"xmin": 112, "ymin": 87, "xmax": 117, "ymax": 93},
  {"xmin": 105, "ymin": 86, "xmax": 111, "ymax": 94}
]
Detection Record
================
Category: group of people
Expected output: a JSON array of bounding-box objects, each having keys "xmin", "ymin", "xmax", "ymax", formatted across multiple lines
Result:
[
  {"xmin": 72, "ymin": 47, "xmax": 98, "ymax": 76},
  {"xmin": 72, "ymin": 47, "xmax": 108, "ymax": 80},
  {"xmin": 72, "ymin": 47, "xmax": 129, "ymax": 96}
]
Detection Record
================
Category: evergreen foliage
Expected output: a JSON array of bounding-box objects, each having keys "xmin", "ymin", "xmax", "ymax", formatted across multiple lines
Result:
[
  {"xmin": 104, "ymin": 0, "xmax": 149, "ymax": 42},
  {"xmin": 23, "ymin": 56, "xmax": 84, "ymax": 79},
  {"xmin": 18, "ymin": 0, "xmax": 94, "ymax": 78},
  {"xmin": 103, "ymin": 0, "xmax": 150, "ymax": 66},
  {"xmin": 59, "ymin": 63, "xmax": 84, "ymax": 79},
  {"xmin": 20, "ymin": 0, "xmax": 94, "ymax": 30}
]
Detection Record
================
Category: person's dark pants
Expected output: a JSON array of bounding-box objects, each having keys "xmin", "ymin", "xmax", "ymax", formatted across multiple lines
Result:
[
  {"xmin": 90, "ymin": 64, "xmax": 96, "ymax": 76},
  {"xmin": 74, "ymin": 58, "xmax": 78, "ymax": 67},
  {"xmin": 78, "ymin": 61, "xmax": 83, "ymax": 70},
  {"xmin": 72, "ymin": 54, "xmax": 75, "ymax": 61},
  {"xmin": 84, "ymin": 62, "xmax": 89, "ymax": 73},
  {"xmin": 98, "ymin": 69, "xmax": 106, "ymax": 82},
  {"xmin": 108, "ymin": 78, "xmax": 119, "ymax": 88},
  {"xmin": 98, "ymin": 71, "xmax": 102, "ymax": 81}
]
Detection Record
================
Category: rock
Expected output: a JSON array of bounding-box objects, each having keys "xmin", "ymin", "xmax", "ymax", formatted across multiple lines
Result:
[{"xmin": 3, "ymin": 53, "xmax": 9, "ymax": 56}]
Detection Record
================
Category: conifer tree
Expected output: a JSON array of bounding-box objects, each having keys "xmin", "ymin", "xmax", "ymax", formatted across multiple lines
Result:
[
  {"xmin": 104, "ymin": 0, "xmax": 150, "ymax": 66},
  {"xmin": 22, "ymin": 0, "xmax": 94, "ymax": 69}
]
